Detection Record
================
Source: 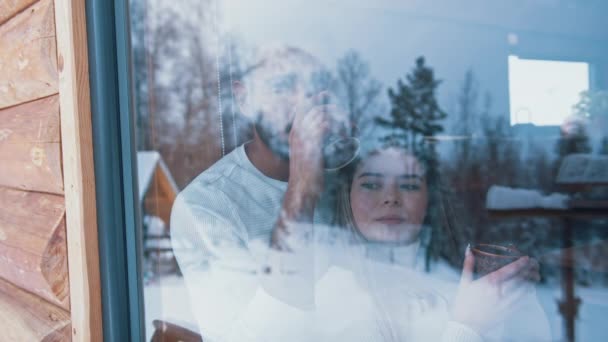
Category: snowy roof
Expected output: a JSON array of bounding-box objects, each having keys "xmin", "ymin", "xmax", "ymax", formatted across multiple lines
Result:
[
  {"xmin": 557, "ymin": 154, "xmax": 608, "ymax": 185},
  {"xmin": 486, "ymin": 185, "xmax": 569, "ymax": 210},
  {"xmin": 137, "ymin": 151, "xmax": 179, "ymax": 202}
]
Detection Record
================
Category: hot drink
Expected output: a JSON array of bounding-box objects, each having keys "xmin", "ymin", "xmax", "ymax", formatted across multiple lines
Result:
[{"xmin": 471, "ymin": 243, "xmax": 524, "ymax": 277}]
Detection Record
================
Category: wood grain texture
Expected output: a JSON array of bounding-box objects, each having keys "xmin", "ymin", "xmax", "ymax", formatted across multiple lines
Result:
[
  {"xmin": 0, "ymin": 0, "xmax": 38, "ymax": 26},
  {"xmin": 0, "ymin": 277, "xmax": 70, "ymax": 342},
  {"xmin": 54, "ymin": 0, "xmax": 103, "ymax": 340},
  {"xmin": 0, "ymin": 187, "xmax": 70, "ymax": 311},
  {"xmin": 0, "ymin": 96, "xmax": 63, "ymax": 194},
  {"xmin": 0, "ymin": 0, "xmax": 58, "ymax": 109}
]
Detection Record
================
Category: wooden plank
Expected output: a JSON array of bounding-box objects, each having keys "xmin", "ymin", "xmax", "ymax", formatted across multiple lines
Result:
[
  {"xmin": 143, "ymin": 167, "xmax": 177, "ymax": 224},
  {"xmin": 568, "ymin": 199, "xmax": 608, "ymax": 209},
  {"xmin": 144, "ymin": 196, "xmax": 173, "ymax": 225},
  {"xmin": 0, "ymin": 95, "xmax": 60, "ymax": 143},
  {"xmin": 54, "ymin": 0, "xmax": 103, "ymax": 340},
  {"xmin": 0, "ymin": 187, "xmax": 70, "ymax": 311},
  {"xmin": 0, "ymin": 0, "xmax": 38, "ymax": 26},
  {"xmin": 156, "ymin": 165, "xmax": 178, "ymax": 202},
  {"xmin": 0, "ymin": 142, "xmax": 63, "ymax": 193},
  {"xmin": 0, "ymin": 96, "xmax": 63, "ymax": 194},
  {"xmin": 0, "ymin": 277, "xmax": 70, "ymax": 342},
  {"xmin": 0, "ymin": 0, "xmax": 58, "ymax": 109}
]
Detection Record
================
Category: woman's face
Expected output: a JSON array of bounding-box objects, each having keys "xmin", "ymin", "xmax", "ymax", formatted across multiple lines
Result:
[{"xmin": 350, "ymin": 148, "xmax": 428, "ymax": 243}]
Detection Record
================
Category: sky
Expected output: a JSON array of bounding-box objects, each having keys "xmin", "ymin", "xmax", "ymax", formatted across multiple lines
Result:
[
  {"xmin": 508, "ymin": 56, "xmax": 589, "ymax": 126},
  {"xmin": 217, "ymin": 0, "xmax": 606, "ymax": 128}
]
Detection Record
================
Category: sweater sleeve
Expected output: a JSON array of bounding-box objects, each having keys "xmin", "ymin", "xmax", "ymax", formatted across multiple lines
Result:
[
  {"xmin": 171, "ymin": 188, "xmax": 317, "ymax": 341},
  {"xmin": 170, "ymin": 190, "xmax": 260, "ymax": 339}
]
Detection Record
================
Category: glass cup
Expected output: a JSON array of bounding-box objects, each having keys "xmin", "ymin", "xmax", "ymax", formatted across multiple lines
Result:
[
  {"xmin": 323, "ymin": 136, "xmax": 360, "ymax": 171},
  {"xmin": 471, "ymin": 243, "xmax": 524, "ymax": 277}
]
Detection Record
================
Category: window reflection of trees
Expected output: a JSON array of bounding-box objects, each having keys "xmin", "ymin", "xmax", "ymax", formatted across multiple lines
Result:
[{"xmin": 132, "ymin": 3, "xmax": 608, "ymax": 335}]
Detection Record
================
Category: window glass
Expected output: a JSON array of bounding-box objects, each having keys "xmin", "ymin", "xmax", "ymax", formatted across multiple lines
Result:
[
  {"xmin": 509, "ymin": 56, "xmax": 590, "ymax": 126},
  {"xmin": 131, "ymin": 1, "xmax": 608, "ymax": 341}
]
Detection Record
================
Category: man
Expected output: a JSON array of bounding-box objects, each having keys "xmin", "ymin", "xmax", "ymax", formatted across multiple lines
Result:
[
  {"xmin": 170, "ymin": 45, "xmax": 537, "ymax": 341},
  {"xmin": 171, "ymin": 45, "xmax": 342, "ymax": 341}
]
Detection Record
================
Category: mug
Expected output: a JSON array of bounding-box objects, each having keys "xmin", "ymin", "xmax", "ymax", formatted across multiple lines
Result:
[{"xmin": 471, "ymin": 243, "xmax": 524, "ymax": 277}]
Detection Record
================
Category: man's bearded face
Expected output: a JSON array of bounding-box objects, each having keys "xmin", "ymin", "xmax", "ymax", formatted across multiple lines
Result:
[{"xmin": 242, "ymin": 59, "xmax": 319, "ymax": 159}]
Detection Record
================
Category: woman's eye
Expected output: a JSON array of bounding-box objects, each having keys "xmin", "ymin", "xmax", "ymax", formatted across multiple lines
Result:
[
  {"xmin": 400, "ymin": 183, "xmax": 421, "ymax": 191},
  {"xmin": 360, "ymin": 182, "xmax": 380, "ymax": 190}
]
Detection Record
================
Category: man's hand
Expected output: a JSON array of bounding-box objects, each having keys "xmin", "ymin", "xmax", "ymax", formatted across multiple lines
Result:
[
  {"xmin": 271, "ymin": 92, "xmax": 345, "ymax": 250},
  {"xmin": 288, "ymin": 101, "xmax": 332, "ymax": 194},
  {"xmin": 450, "ymin": 245, "xmax": 540, "ymax": 334}
]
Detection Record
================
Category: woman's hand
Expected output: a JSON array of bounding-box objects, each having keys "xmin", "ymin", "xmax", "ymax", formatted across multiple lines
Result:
[{"xmin": 450, "ymin": 245, "xmax": 539, "ymax": 334}]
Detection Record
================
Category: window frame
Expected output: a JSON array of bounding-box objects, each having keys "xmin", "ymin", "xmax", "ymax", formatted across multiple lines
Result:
[{"xmin": 86, "ymin": 0, "xmax": 145, "ymax": 341}]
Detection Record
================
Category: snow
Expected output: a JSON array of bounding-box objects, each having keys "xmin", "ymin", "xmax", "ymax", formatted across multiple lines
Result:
[
  {"xmin": 144, "ymin": 275, "xmax": 199, "ymax": 341},
  {"xmin": 142, "ymin": 222, "xmax": 600, "ymax": 340},
  {"xmin": 144, "ymin": 261, "xmax": 608, "ymax": 341},
  {"xmin": 486, "ymin": 185, "xmax": 570, "ymax": 210},
  {"xmin": 144, "ymin": 215, "xmax": 167, "ymax": 236},
  {"xmin": 144, "ymin": 252, "xmax": 608, "ymax": 341},
  {"xmin": 142, "ymin": 218, "xmax": 604, "ymax": 341},
  {"xmin": 137, "ymin": 151, "xmax": 160, "ymax": 201},
  {"xmin": 145, "ymin": 239, "xmax": 173, "ymax": 250},
  {"xmin": 535, "ymin": 285, "xmax": 608, "ymax": 342}
]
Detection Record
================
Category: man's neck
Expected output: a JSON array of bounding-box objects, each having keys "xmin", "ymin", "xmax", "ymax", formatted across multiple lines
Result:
[{"xmin": 245, "ymin": 131, "xmax": 290, "ymax": 182}]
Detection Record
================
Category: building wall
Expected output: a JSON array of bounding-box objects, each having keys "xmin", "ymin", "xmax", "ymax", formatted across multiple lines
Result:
[{"xmin": 0, "ymin": 0, "xmax": 71, "ymax": 340}]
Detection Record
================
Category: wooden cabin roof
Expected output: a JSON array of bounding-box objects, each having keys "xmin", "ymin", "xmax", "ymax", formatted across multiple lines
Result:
[{"xmin": 137, "ymin": 151, "xmax": 179, "ymax": 202}]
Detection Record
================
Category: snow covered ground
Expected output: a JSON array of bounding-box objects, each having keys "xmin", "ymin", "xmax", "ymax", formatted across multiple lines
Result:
[{"xmin": 144, "ymin": 266, "xmax": 608, "ymax": 341}]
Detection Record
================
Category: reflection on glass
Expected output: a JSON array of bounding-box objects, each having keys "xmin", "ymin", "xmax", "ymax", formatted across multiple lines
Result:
[
  {"xmin": 508, "ymin": 56, "xmax": 590, "ymax": 126},
  {"xmin": 131, "ymin": 1, "xmax": 608, "ymax": 341}
]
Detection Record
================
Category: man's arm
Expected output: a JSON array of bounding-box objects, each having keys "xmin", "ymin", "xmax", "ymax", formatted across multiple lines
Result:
[
  {"xmin": 171, "ymin": 190, "xmax": 319, "ymax": 341},
  {"xmin": 171, "ymin": 192, "xmax": 260, "ymax": 339},
  {"xmin": 271, "ymin": 99, "xmax": 337, "ymax": 250}
]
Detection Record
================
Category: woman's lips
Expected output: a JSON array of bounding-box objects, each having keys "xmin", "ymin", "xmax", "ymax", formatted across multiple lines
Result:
[{"xmin": 375, "ymin": 216, "xmax": 405, "ymax": 225}]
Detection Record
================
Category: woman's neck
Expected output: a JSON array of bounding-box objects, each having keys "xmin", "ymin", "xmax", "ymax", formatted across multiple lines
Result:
[{"xmin": 364, "ymin": 239, "xmax": 421, "ymax": 267}]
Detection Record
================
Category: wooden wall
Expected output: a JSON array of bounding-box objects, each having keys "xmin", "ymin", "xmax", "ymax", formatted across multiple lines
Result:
[{"xmin": 0, "ymin": 0, "xmax": 101, "ymax": 341}]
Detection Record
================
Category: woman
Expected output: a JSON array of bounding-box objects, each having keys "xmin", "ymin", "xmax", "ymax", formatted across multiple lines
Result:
[
  {"xmin": 335, "ymin": 142, "xmax": 430, "ymax": 260},
  {"xmin": 329, "ymin": 142, "xmax": 452, "ymax": 341},
  {"xmin": 330, "ymin": 141, "xmax": 550, "ymax": 341}
]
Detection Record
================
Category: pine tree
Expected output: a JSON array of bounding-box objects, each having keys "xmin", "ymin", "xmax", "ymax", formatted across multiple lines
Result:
[
  {"xmin": 376, "ymin": 57, "xmax": 446, "ymax": 149},
  {"xmin": 376, "ymin": 57, "xmax": 447, "ymax": 271}
]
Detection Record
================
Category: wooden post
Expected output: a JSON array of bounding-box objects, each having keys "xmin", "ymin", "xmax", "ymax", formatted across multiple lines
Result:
[
  {"xmin": 54, "ymin": 0, "xmax": 103, "ymax": 340},
  {"xmin": 558, "ymin": 219, "xmax": 580, "ymax": 342},
  {"xmin": 488, "ymin": 206, "xmax": 608, "ymax": 342}
]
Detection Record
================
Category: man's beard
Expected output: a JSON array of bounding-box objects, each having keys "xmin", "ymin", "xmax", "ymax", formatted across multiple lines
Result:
[{"xmin": 255, "ymin": 114, "xmax": 291, "ymax": 160}]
